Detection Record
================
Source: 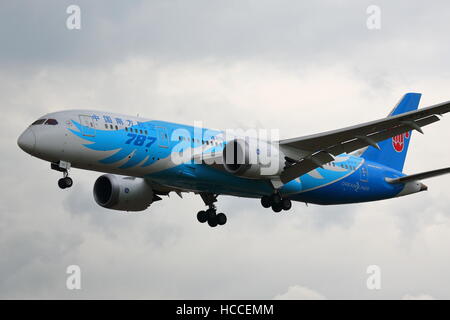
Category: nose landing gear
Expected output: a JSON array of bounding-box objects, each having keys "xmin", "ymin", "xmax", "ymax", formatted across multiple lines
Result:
[
  {"xmin": 51, "ymin": 161, "xmax": 73, "ymax": 189},
  {"xmin": 261, "ymin": 193, "xmax": 292, "ymax": 212},
  {"xmin": 197, "ymin": 193, "xmax": 227, "ymax": 228},
  {"xmin": 58, "ymin": 176, "xmax": 73, "ymax": 189}
]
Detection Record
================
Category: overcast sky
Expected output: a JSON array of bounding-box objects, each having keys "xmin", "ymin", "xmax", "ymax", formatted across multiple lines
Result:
[{"xmin": 1, "ymin": 0, "xmax": 450, "ymax": 299}]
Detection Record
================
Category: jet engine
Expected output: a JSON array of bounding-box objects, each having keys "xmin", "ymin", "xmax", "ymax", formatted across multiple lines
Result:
[
  {"xmin": 93, "ymin": 174, "xmax": 154, "ymax": 211},
  {"xmin": 222, "ymin": 138, "xmax": 285, "ymax": 179}
]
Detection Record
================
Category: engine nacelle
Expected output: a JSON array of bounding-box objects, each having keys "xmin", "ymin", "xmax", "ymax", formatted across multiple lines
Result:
[
  {"xmin": 222, "ymin": 138, "xmax": 285, "ymax": 179},
  {"xmin": 93, "ymin": 174, "xmax": 154, "ymax": 212}
]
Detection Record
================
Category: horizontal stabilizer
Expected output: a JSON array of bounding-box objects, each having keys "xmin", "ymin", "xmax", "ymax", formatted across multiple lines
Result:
[{"xmin": 386, "ymin": 167, "xmax": 450, "ymax": 184}]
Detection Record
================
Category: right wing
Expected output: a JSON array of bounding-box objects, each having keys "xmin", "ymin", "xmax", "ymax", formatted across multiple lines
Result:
[{"xmin": 279, "ymin": 100, "xmax": 450, "ymax": 184}]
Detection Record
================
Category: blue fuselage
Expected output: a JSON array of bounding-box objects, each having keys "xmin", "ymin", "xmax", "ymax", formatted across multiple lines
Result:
[{"xmin": 20, "ymin": 110, "xmax": 410, "ymax": 205}]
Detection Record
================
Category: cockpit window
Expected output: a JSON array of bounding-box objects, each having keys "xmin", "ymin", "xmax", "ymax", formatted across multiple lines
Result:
[
  {"xmin": 44, "ymin": 119, "xmax": 58, "ymax": 125},
  {"xmin": 31, "ymin": 119, "xmax": 46, "ymax": 125}
]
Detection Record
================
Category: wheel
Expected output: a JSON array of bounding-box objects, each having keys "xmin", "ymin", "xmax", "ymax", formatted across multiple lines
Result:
[
  {"xmin": 197, "ymin": 210, "xmax": 208, "ymax": 223},
  {"xmin": 207, "ymin": 215, "xmax": 218, "ymax": 227},
  {"xmin": 216, "ymin": 213, "xmax": 227, "ymax": 226},
  {"xmin": 58, "ymin": 178, "xmax": 67, "ymax": 189},
  {"xmin": 63, "ymin": 177, "xmax": 73, "ymax": 188},
  {"xmin": 205, "ymin": 208, "xmax": 215, "ymax": 218},
  {"xmin": 271, "ymin": 194, "xmax": 282, "ymax": 205},
  {"xmin": 281, "ymin": 198, "xmax": 292, "ymax": 211},
  {"xmin": 261, "ymin": 196, "xmax": 271, "ymax": 208},
  {"xmin": 272, "ymin": 203, "xmax": 282, "ymax": 213}
]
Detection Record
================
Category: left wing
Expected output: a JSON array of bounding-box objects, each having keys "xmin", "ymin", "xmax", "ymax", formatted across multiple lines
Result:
[
  {"xmin": 279, "ymin": 100, "xmax": 450, "ymax": 183},
  {"xmin": 386, "ymin": 167, "xmax": 450, "ymax": 184}
]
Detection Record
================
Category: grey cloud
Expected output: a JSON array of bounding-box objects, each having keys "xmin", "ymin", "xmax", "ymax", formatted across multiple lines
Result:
[
  {"xmin": 1, "ymin": 0, "xmax": 450, "ymax": 300},
  {"xmin": 2, "ymin": 0, "xmax": 450, "ymax": 74}
]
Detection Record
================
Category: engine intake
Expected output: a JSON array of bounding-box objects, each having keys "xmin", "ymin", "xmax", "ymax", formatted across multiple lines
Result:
[
  {"xmin": 93, "ymin": 174, "xmax": 154, "ymax": 211},
  {"xmin": 222, "ymin": 139, "xmax": 250, "ymax": 175},
  {"xmin": 222, "ymin": 138, "xmax": 285, "ymax": 179}
]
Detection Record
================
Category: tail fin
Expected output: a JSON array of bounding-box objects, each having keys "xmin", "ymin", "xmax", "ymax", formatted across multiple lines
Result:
[{"xmin": 361, "ymin": 93, "xmax": 422, "ymax": 172}]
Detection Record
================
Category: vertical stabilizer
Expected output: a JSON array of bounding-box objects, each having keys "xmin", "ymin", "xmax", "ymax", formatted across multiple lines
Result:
[{"xmin": 361, "ymin": 93, "xmax": 421, "ymax": 172}]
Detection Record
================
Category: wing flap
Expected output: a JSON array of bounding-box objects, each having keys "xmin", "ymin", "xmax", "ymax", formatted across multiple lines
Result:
[{"xmin": 281, "ymin": 151, "xmax": 334, "ymax": 183}]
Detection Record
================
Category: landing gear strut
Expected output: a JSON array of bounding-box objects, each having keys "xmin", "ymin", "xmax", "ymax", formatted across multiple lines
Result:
[
  {"xmin": 52, "ymin": 161, "xmax": 73, "ymax": 189},
  {"xmin": 261, "ymin": 193, "xmax": 292, "ymax": 212},
  {"xmin": 197, "ymin": 193, "xmax": 227, "ymax": 228}
]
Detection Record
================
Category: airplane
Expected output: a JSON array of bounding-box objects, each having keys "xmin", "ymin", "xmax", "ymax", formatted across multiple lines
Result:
[{"xmin": 17, "ymin": 93, "xmax": 450, "ymax": 228}]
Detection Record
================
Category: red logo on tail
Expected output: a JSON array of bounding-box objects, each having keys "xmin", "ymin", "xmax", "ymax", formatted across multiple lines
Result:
[{"xmin": 392, "ymin": 131, "xmax": 410, "ymax": 152}]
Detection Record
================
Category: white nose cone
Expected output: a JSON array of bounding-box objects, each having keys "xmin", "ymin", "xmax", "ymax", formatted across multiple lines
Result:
[{"xmin": 18, "ymin": 129, "xmax": 36, "ymax": 154}]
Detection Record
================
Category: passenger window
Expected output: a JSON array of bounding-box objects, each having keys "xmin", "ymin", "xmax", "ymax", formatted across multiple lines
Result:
[
  {"xmin": 105, "ymin": 124, "xmax": 108, "ymax": 129},
  {"xmin": 125, "ymin": 127, "xmax": 128, "ymax": 132},
  {"xmin": 31, "ymin": 119, "xmax": 46, "ymax": 125},
  {"xmin": 44, "ymin": 119, "xmax": 58, "ymax": 125}
]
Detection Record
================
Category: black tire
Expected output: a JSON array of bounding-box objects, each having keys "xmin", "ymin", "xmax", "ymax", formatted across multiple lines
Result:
[
  {"xmin": 271, "ymin": 194, "xmax": 282, "ymax": 205},
  {"xmin": 197, "ymin": 210, "xmax": 208, "ymax": 223},
  {"xmin": 58, "ymin": 178, "xmax": 67, "ymax": 189},
  {"xmin": 216, "ymin": 213, "xmax": 227, "ymax": 226},
  {"xmin": 207, "ymin": 215, "xmax": 218, "ymax": 227},
  {"xmin": 64, "ymin": 177, "xmax": 73, "ymax": 188},
  {"xmin": 272, "ymin": 203, "xmax": 282, "ymax": 213},
  {"xmin": 205, "ymin": 208, "xmax": 215, "ymax": 218},
  {"xmin": 261, "ymin": 196, "xmax": 271, "ymax": 208},
  {"xmin": 282, "ymin": 198, "xmax": 292, "ymax": 211}
]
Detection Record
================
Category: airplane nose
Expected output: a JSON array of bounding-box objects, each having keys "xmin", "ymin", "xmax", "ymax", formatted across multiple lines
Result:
[{"xmin": 18, "ymin": 128, "xmax": 36, "ymax": 154}]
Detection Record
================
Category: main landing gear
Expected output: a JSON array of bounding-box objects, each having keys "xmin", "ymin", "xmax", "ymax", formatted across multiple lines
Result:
[
  {"xmin": 51, "ymin": 161, "xmax": 73, "ymax": 189},
  {"xmin": 197, "ymin": 193, "xmax": 227, "ymax": 228},
  {"xmin": 260, "ymin": 193, "xmax": 292, "ymax": 212}
]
